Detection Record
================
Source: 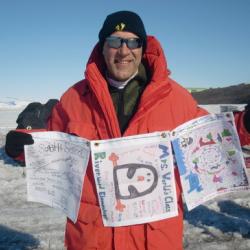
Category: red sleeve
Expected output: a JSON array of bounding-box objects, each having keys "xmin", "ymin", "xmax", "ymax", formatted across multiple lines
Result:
[
  {"xmin": 234, "ymin": 111, "xmax": 250, "ymax": 146},
  {"xmin": 47, "ymin": 101, "xmax": 68, "ymax": 131}
]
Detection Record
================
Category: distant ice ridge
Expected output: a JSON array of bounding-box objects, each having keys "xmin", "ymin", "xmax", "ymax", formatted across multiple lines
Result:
[
  {"xmin": 0, "ymin": 97, "xmax": 30, "ymax": 110},
  {"xmin": 200, "ymin": 104, "xmax": 246, "ymax": 114},
  {"xmin": 0, "ymin": 98, "xmax": 30, "ymax": 129}
]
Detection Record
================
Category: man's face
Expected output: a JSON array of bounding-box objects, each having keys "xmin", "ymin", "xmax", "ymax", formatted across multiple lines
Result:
[{"xmin": 102, "ymin": 31, "xmax": 143, "ymax": 81}]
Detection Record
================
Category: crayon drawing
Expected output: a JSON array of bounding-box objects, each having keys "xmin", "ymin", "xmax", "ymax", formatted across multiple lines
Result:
[
  {"xmin": 91, "ymin": 132, "xmax": 178, "ymax": 227},
  {"xmin": 172, "ymin": 113, "xmax": 249, "ymax": 210}
]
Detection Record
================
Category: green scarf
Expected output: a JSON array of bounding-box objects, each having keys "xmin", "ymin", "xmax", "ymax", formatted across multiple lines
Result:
[{"xmin": 108, "ymin": 63, "xmax": 148, "ymax": 134}]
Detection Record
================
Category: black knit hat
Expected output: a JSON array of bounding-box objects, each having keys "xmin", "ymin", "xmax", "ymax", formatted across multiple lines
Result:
[{"xmin": 98, "ymin": 11, "xmax": 147, "ymax": 51}]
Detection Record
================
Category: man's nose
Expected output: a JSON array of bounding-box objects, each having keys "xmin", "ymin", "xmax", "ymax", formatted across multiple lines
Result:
[{"xmin": 119, "ymin": 42, "xmax": 130, "ymax": 54}]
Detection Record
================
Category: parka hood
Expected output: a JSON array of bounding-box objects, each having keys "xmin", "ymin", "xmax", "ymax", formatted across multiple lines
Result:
[{"xmin": 84, "ymin": 36, "xmax": 173, "ymax": 137}]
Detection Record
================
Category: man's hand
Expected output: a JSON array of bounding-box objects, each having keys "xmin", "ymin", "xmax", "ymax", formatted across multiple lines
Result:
[
  {"xmin": 244, "ymin": 103, "xmax": 250, "ymax": 133},
  {"xmin": 5, "ymin": 131, "xmax": 34, "ymax": 158}
]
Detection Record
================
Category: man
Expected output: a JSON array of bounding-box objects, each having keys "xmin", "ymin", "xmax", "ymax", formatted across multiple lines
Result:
[{"xmin": 5, "ymin": 11, "xmax": 250, "ymax": 250}]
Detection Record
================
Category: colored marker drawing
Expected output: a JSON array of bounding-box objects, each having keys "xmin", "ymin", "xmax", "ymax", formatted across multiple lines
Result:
[
  {"xmin": 91, "ymin": 132, "xmax": 178, "ymax": 227},
  {"xmin": 172, "ymin": 113, "xmax": 249, "ymax": 210}
]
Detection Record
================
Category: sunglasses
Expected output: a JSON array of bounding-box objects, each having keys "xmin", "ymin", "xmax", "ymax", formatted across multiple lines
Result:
[{"xmin": 105, "ymin": 36, "xmax": 143, "ymax": 49}]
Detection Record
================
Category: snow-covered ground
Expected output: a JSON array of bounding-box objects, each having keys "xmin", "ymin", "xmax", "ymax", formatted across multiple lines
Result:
[
  {"xmin": 0, "ymin": 106, "xmax": 250, "ymax": 250},
  {"xmin": 0, "ymin": 109, "xmax": 66, "ymax": 250}
]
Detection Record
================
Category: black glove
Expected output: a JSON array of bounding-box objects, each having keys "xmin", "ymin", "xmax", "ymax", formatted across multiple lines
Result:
[
  {"xmin": 244, "ymin": 102, "xmax": 250, "ymax": 133},
  {"xmin": 16, "ymin": 99, "xmax": 58, "ymax": 129},
  {"xmin": 5, "ymin": 131, "xmax": 34, "ymax": 158}
]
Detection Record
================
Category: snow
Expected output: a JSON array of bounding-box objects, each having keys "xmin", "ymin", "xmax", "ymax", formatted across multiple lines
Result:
[
  {"xmin": 0, "ymin": 108, "xmax": 250, "ymax": 250},
  {"xmin": 0, "ymin": 109, "xmax": 66, "ymax": 250},
  {"xmin": 200, "ymin": 104, "xmax": 246, "ymax": 114}
]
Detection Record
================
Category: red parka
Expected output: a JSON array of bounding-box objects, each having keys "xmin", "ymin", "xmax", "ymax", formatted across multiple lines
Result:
[{"xmin": 48, "ymin": 36, "xmax": 248, "ymax": 250}]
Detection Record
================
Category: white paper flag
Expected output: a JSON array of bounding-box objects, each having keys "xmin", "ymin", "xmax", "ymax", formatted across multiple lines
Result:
[
  {"xmin": 172, "ymin": 113, "xmax": 250, "ymax": 210},
  {"xmin": 91, "ymin": 132, "xmax": 178, "ymax": 227},
  {"xmin": 24, "ymin": 131, "xmax": 90, "ymax": 222}
]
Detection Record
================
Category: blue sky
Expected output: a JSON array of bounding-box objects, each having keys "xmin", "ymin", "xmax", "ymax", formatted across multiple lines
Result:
[{"xmin": 1, "ymin": 0, "xmax": 250, "ymax": 102}]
